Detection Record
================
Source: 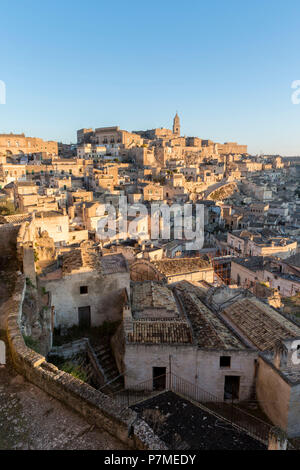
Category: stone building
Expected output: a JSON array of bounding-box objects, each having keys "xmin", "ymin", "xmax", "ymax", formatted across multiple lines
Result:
[
  {"xmin": 143, "ymin": 183, "xmax": 164, "ymax": 201},
  {"xmin": 151, "ymin": 257, "xmax": 214, "ymax": 284},
  {"xmin": 128, "ymin": 147, "xmax": 155, "ymax": 167},
  {"xmin": 133, "ymin": 127, "xmax": 174, "ymax": 140},
  {"xmin": 216, "ymin": 142, "xmax": 248, "ymax": 155},
  {"xmin": 0, "ymin": 162, "xmax": 26, "ymax": 184},
  {"xmin": 33, "ymin": 211, "xmax": 69, "ymax": 245},
  {"xmin": 218, "ymin": 295, "xmax": 300, "ymax": 437},
  {"xmin": 91, "ymin": 165, "xmax": 119, "ymax": 192},
  {"xmin": 0, "ymin": 133, "xmax": 58, "ymax": 157},
  {"xmin": 227, "ymin": 230, "xmax": 297, "ymax": 259},
  {"xmin": 77, "ymin": 126, "xmax": 143, "ymax": 149},
  {"xmin": 40, "ymin": 246, "xmax": 130, "ymax": 329},
  {"xmin": 77, "ymin": 143, "xmax": 107, "ymax": 159},
  {"xmin": 111, "ymin": 280, "xmax": 257, "ymax": 401},
  {"xmin": 231, "ymin": 256, "xmax": 300, "ymax": 297}
]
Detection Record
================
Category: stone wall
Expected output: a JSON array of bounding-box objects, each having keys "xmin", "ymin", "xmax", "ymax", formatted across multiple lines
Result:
[
  {"xmin": 124, "ymin": 342, "xmax": 257, "ymax": 401},
  {"xmin": 0, "ymin": 223, "xmax": 19, "ymax": 257},
  {"xmin": 111, "ymin": 322, "xmax": 126, "ymax": 374},
  {"xmin": 6, "ymin": 273, "xmax": 167, "ymax": 450},
  {"xmin": 48, "ymin": 338, "xmax": 89, "ymax": 359},
  {"xmin": 42, "ymin": 270, "xmax": 129, "ymax": 328},
  {"xmin": 256, "ymin": 356, "xmax": 290, "ymax": 433},
  {"xmin": 0, "ymin": 133, "xmax": 58, "ymax": 156},
  {"xmin": 287, "ymin": 383, "xmax": 300, "ymax": 437}
]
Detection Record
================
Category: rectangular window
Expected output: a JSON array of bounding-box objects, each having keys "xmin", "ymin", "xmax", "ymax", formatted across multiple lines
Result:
[
  {"xmin": 80, "ymin": 286, "xmax": 88, "ymax": 294},
  {"xmin": 220, "ymin": 356, "xmax": 231, "ymax": 368}
]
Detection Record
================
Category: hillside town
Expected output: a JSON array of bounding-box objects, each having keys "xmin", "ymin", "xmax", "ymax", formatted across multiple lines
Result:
[{"xmin": 1, "ymin": 114, "xmax": 300, "ymax": 451}]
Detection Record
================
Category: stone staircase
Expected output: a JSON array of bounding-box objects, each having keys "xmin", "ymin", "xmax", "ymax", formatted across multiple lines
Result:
[{"xmin": 93, "ymin": 343, "xmax": 124, "ymax": 394}]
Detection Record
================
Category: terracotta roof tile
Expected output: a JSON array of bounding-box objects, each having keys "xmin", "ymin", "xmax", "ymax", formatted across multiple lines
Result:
[
  {"xmin": 127, "ymin": 320, "xmax": 192, "ymax": 344},
  {"xmin": 175, "ymin": 281, "xmax": 245, "ymax": 350},
  {"xmin": 223, "ymin": 298, "xmax": 300, "ymax": 351},
  {"xmin": 153, "ymin": 257, "xmax": 211, "ymax": 277}
]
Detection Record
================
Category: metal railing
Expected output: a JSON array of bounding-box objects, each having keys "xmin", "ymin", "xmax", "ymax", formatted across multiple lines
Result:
[
  {"xmin": 169, "ymin": 373, "xmax": 271, "ymax": 445},
  {"xmin": 109, "ymin": 374, "xmax": 164, "ymax": 408},
  {"xmin": 109, "ymin": 372, "xmax": 271, "ymax": 445}
]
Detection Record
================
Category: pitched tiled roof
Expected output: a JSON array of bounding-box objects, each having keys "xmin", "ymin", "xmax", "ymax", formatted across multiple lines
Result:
[
  {"xmin": 131, "ymin": 282, "xmax": 179, "ymax": 318},
  {"xmin": 223, "ymin": 298, "xmax": 300, "ymax": 351},
  {"xmin": 35, "ymin": 210, "xmax": 65, "ymax": 218},
  {"xmin": 174, "ymin": 282, "xmax": 245, "ymax": 350},
  {"xmin": 153, "ymin": 257, "xmax": 211, "ymax": 277},
  {"xmin": 4, "ymin": 213, "xmax": 31, "ymax": 224},
  {"xmin": 100, "ymin": 253, "xmax": 128, "ymax": 275},
  {"xmin": 127, "ymin": 320, "xmax": 192, "ymax": 344},
  {"xmin": 285, "ymin": 253, "xmax": 300, "ymax": 269},
  {"xmin": 62, "ymin": 241, "xmax": 102, "ymax": 274}
]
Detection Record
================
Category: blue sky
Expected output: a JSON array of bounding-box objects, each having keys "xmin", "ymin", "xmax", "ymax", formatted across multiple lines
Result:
[{"xmin": 1, "ymin": 0, "xmax": 300, "ymax": 154}]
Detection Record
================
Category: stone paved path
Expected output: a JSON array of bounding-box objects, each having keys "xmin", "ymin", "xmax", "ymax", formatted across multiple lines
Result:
[{"xmin": 0, "ymin": 359, "xmax": 127, "ymax": 450}]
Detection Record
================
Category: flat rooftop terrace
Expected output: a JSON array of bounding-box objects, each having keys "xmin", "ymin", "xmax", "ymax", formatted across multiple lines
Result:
[{"xmin": 132, "ymin": 391, "xmax": 266, "ymax": 450}]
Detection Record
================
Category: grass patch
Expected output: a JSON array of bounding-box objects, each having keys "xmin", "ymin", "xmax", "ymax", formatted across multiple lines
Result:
[
  {"xmin": 60, "ymin": 362, "xmax": 87, "ymax": 382},
  {"xmin": 23, "ymin": 335, "xmax": 40, "ymax": 353}
]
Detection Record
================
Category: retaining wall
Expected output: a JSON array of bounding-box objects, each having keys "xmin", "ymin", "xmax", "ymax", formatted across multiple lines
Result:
[{"xmin": 6, "ymin": 273, "xmax": 167, "ymax": 450}]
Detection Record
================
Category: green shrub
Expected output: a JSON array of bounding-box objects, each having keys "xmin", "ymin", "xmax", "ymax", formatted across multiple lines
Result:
[
  {"xmin": 26, "ymin": 277, "xmax": 35, "ymax": 288},
  {"xmin": 61, "ymin": 362, "xmax": 87, "ymax": 382},
  {"xmin": 23, "ymin": 335, "xmax": 40, "ymax": 353}
]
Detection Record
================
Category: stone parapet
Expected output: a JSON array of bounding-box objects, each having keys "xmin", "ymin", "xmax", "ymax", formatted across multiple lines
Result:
[{"xmin": 6, "ymin": 273, "xmax": 167, "ymax": 450}]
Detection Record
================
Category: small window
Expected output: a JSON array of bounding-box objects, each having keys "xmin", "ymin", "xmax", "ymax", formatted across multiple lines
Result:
[
  {"xmin": 220, "ymin": 356, "xmax": 231, "ymax": 368},
  {"xmin": 80, "ymin": 286, "xmax": 88, "ymax": 294}
]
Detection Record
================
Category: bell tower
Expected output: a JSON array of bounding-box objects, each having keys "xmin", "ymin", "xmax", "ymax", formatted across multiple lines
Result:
[{"xmin": 173, "ymin": 112, "xmax": 180, "ymax": 137}]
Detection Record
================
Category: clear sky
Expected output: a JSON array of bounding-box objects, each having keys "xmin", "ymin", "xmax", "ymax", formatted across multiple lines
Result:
[{"xmin": 1, "ymin": 0, "xmax": 300, "ymax": 155}]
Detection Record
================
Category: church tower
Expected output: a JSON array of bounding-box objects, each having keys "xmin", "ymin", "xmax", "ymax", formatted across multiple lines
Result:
[{"xmin": 173, "ymin": 112, "xmax": 180, "ymax": 136}]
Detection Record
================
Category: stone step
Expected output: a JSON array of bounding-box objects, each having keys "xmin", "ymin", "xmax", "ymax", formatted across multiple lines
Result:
[
  {"xmin": 94, "ymin": 346, "xmax": 108, "ymax": 353},
  {"xmin": 96, "ymin": 353, "xmax": 111, "ymax": 362},
  {"xmin": 91, "ymin": 343, "xmax": 123, "ymax": 393}
]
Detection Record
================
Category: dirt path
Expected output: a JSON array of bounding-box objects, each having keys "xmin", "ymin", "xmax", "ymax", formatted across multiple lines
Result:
[{"xmin": 0, "ymin": 355, "xmax": 127, "ymax": 450}]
